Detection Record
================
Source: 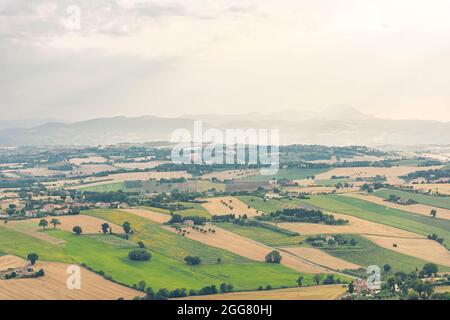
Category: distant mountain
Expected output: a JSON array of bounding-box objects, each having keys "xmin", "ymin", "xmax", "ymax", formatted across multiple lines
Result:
[
  {"xmin": 0, "ymin": 106, "xmax": 448, "ymax": 146},
  {"xmin": 0, "ymin": 118, "xmax": 67, "ymax": 130}
]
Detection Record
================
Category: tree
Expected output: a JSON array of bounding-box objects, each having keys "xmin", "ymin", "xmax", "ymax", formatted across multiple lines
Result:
[
  {"xmin": 145, "ymin": 287, "xmax": 155, "ymax": 300},
  {"xmin": 128, "ymin": 250, "xmax": 152, "ymax": 261},
  {"xmin": 265, "ymin": 251, "xmax": 282, "ymax": 264},
  {"xmin": 123, "ymin": 221, "xmax": 131, "ymax": 239},
  {"xmin": 72, "ymin": 226, "xmax": 82, "ymax": 235},
  {"xmin": 184, "ymin": 256, "xmax": 201, "ymax": 265},
  {"xmin": 220, "ymin": 283, "xmax": 228, "ymax": 293},
  {"xmin": 137, "ymin": 280, "xmax": 146, "ymax": 291},
  {"xmin": 383, "ymin": 264, "xmax": 392, "ymax": 273},
  {"xmin": 297, "ymin": 275, "xmax": 304, "ymax": 287},
  {"xmin": 50, "ymin": 218, "xmax": 61, "ymax": 230},
  {"xmin": 313, "ymin": 274, "xmax": 322, "ymax": 285},
  {"xmin": 348, "ymin": 282, "xmax": 354, "ymax": 294},
  {"xmin": 138, "ymin": 241, "xmax": 145, "ymax": 249},
  {"xmin": 407, "ymin": 290, "xmax": 419, "ymax": 300},
  {"xmin": 27, "ymin": 253, "xmax": 39, "ymax": 265},
  {"xmin": 422, "ymin": 263, "xmax": 438, "ymax": 277},
  {"xmin": 430, "ymin": 209, "xmax": 437, "ymax": 218},
  {"xmin": 387, "ymin": 277, "xmax": 396, "ymax": 291},
  {"xmin": 38, "ymin": 219, "xmax": 48, "ymax": 230},
  {"xmin": 101, "ymin": 223, "xmax": 110, "ymax": 235}
]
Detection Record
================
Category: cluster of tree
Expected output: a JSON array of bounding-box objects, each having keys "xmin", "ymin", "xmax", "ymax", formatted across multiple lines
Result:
[
  {"xmin": 257, "ymin": 208, "xmax": 348, "ymax": 225},
  {"xmin": 184, "ymin": 256, "xmax": 201, "ymax": 265},
  {"xmin": 128, "ymin": 249, "xmax": 152, "ymax": 261},
  {"xmin": 3, "ymin": 268, "xmax": 44, "ymax": 280},
  {"xmin": 168, "ymin": 214, "xmax": 208, "ymax": 226},
  {"xmin": 427, "ymin": 233, "xmax": 444, "ymax": 244},
  {"xmin": 402, "ymin": 168, "xmax": 450, "ymax": 182},
  {"xmin": 82, "ymin": 191, "xmax": 132, "ymax": 203},
  {"xmin": 48, "ymin": 164, "xmax": 73, "ymax": 171},
  {"xmin": 139, "ymin": 282, "xmax": 234, "ymax": 300},
  {"xmin": 265, "ymin": 251, "xmax": 282, "ymax": 264},
  {"xmin": 305, "ymin": 235, "xmax": 357, "ymax": 247},
  {"xmin": 387, "ymin": 194, "xmax": 417, "ymax": 205},
  {"xmin": 360, "ymin": 182, "xmax": 389, "ymax": 193}
]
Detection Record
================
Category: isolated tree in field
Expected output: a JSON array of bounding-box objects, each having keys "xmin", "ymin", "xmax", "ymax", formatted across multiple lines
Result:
[
  {"xmin": 128, "ymin": 250, "xmax": 152, "ymax": 261},
  {"xmin": 297, "ymin": 275, "xmax": 304, "ymax": 287},
  {"xmin": 138, "ymin": 241, "xmax": 145, "ymax": 248},
  {"xmin": 313, "ymin": 274, "xmax": 322, "ymax": 285},
  {"xmin": 265, "ymin": 251, "xmax": 282, "ymax": 264},
  {"xmin": 72, "ymin": 226, "xmax": 82, "ymax": 235},
  {"xmin": 123, "ymin": 221, "xmax": 131, "ymax": 239},
  {"xmin": 27, "ymin": 253, "xmax": 39, "ymax": 265},
  {"xmin": 184, "ymin": 256, "xmax": 201, "ymax": 265},
  {"xmin": 38, "ymin": 219, "xmax": 48, "ymax": 230},
  {"xmin": 101, "ymin": 223, "xmax": 110, "ymax": 235},
  {"xmin": 423, "ymin": 263, "xmax": 438, "ymax": 277},
  {"xmin": 50, "ymin": 218, "xmax": 61, "ymax": 229},
  {"xmin": 430, "ymin": 209, "xmax": 437, "ymax": 218},
  {"xmin": 383, "ymin": 264, "xmax": 392, "ymax": 273}
]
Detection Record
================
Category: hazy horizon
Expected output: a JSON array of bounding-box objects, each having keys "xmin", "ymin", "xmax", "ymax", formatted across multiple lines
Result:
[{"xmin": 1, "ymin": 0, "xmax": 450, "ymax": 122}]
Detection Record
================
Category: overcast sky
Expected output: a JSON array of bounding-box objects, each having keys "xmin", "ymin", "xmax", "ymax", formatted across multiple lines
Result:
[{"xmin": 1, "ymin": 0, "xmax": 450, "ymax": 122}]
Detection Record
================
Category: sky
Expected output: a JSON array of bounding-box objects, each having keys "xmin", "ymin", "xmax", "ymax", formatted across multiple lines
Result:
[{"xmin": 1, "ymin": 0, "xmax": 450, "ymax": 122}]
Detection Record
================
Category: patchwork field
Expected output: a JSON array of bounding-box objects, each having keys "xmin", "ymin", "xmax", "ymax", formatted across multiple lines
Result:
[
  {"xmin": 179, "ymin": 284, "xmax": 347, "ymax": 300},
  {"xmin": 281, "ymin": 247, "xmax": 361, "ymax": 271},
  {"xmin": 121, "ymin": 208, "xmax": 171, "ymax": 224},
  {"xmin": 409, "ymin": 183, "xmax": 450, "ymax": 195},
  {"xmin": 314, "ymin": 166, "xmax": 444, "ymax": 185},
  {"xmin": 0, "ymin": 256, "xmax": 140, "ymax": 300},
  {"xmin": 69, "ymin": 156, "xmax": 108, "ymax": 165},
  {"xmin": 374, "ymin": 188, "xmax": 450, "ymax": 210},
  {"xmin": 7, "ymin": 215, "xmax": 123, "ymax": 235},
  {"xmin": 202, "ymin": 169, "xmax": 261, "ymax": 181},
  {"xmin": 114, "ymin": 160, "xmax": 170, "ymax": 170},
  {"xmin": 201, "ymin": 196, "xmax": 261, "ymax": 217},
  {"xmin": 363, "ymin": 235, "xmax": 450, "ymax": 267},
  {"xmin": 299, "ymin": 195, "xmax": 450, "ymax": 245},
  {"xmin": 164, "ymin": 225, "xmax": 328, "ymax": 274},
  {"xmin": 321, "ymin": 235, "xmax": 450, "ymax": 273},
  {"xmin": 278, "ymin": 212, "xmax": 420, "ymax": 238},
  {"xmin": 344, "ymin": 192, "xmax": 450, "ymax": 220},
  {"xmin": 244, "ymin": 168, "xmax": 330, "ymax": 181}
]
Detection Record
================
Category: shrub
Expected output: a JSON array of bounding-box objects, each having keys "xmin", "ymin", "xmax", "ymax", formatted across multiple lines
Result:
[{"xmin": 128, "ymin": 250, "xmax": 152, "ymax": 261}]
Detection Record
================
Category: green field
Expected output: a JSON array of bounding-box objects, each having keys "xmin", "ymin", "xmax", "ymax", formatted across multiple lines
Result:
[
  {"xmin": 321, "ymin": 235, "xmax": 450, "ymax": 273},
  {"xmin": 238, "ymin": 195, "xmax": 318, "ymax": 214},
  {"xmin": 140, "ymin": 203, "xmax": 210, "ymax": 218},
  {"xmin": 217, "ymin": 222, "xmax": 306, "ymax": 247},
  {"xmin": 245, "ymin": 168, "xmax": 330, "ymax": 181},
  {"xmin": 0, "ymin": 216, "xmax": 312, "ymax": 291},
  {"xmin": 374, "ymin": 188, "xmax": 450, "ymax": 210},
  {"xmin": 79, "ymin": 182, "xmax": 126, "ymax": 192},
  {"xmin": 315, "ymin": 178, "xmax": 358, "ymax": 186},
  {"xmin": 298, "ymin": 195, "xmax": 450, "ymax": 246}
]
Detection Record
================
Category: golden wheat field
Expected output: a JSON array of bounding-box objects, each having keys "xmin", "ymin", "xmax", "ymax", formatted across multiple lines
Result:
[
  {"xmin": 8, "ymin": 215, "xmax": 123, "ymax": 235},
  {"xmin": 409, "ymin": 183, "xmax": 450, "ymax": 196},
  {"xmin": 281, "ymin": 247, "xmax": 361, "ymax": 271},
  {"xmin": 68, "ymin": 156, "xmax": 108, "ymax": 165},
  {"xmin": 0, "ymin": 256, "xmax": 140, "ymax": 300},
  {"xmin": 201, "ymin": 169, "xmax": 260, "ymax": 181},
  {"xmin": 178, "ymin": 284, "xmax": 347, "ymax": 300},
  {"xmin": 201, "ymin": 196, "xmax": 261, "ymax": 217},
  {"xmin": 121, "ymin": 208, "xmax": 171, "ymax": 224}
]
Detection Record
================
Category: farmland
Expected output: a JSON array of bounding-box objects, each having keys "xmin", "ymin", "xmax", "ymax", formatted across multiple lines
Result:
[
  {"xmin": 179, "ymin": 284, "xmax": 347, "ymax": 300},
  {"xmin": 374, "ymin": 188, "xmax": 450, "ymax": 210},
  {"xmin": 298, "ymin": 195, "xmax": 450, "ymax": 245}
]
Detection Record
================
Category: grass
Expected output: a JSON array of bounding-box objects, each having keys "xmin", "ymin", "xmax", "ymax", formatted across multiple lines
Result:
[
  {"xmin": 298, "ymin": 195, "xmax": 450, "ymax": 246},
  {"xmin": 374, "ymin": 188, "xmax": 450, "ymax": 210},
  {"xmin": 315, "ymin": 178, "xmax": 358, "ymax": 186},
  {"xmin": 140, "ymin": 203, "xmax": 210, "ymax": 218},
  {"xmin": 216, "ymin": 222, "xmax": 306, "ymax": 247},
  {"xmin": 0, "ymin": 219, "xmax": 309, "ymax": 291},
  {"xmin": 0, "ymin": 225, "xmax": 70, "ymax": 263},
  {"xmin": 244, "ymin": 168, "xmax": 330, "ymax": 181},
  {"xmin": 321, "ymin": 234, "xmax": 450, "ymax": 273}
]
